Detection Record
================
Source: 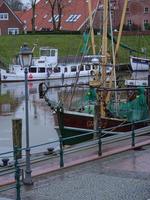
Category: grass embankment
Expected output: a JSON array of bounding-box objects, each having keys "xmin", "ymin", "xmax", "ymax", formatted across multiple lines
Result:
[
  {"xmin": 0, "ymin": 34, "xmax": 150, "ymax": 69},
  {"xmin": 0, "ymin": 94, "xmax": 15, "ymax": 104}
]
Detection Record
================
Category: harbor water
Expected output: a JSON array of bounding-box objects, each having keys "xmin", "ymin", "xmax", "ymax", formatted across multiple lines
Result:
[
  {"xmin": 0, "ymin": 81, "xmax": 59, "ymax": 155},
  {"xmin": 0, "ymin": 71, "xmax": 148, "ymax": 156}
]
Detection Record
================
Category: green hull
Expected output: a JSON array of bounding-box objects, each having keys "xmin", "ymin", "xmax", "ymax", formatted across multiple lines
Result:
[{"xmin": 56, "ymin": 126, "xmax": 94, "ymax": 145}]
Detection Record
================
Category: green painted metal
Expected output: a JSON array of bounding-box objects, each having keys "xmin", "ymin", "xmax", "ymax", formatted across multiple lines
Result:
[
  {"xmin": 98, "ymin": 128, "xmax": 102, "ymax": 156},
  {"xmin": 59, "ymin": 136, "xmax": 64, "ymax": 168}
]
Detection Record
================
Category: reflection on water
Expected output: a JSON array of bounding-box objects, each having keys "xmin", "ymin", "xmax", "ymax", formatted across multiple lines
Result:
[{"xmin": 0, "ymin": 81, "xmax": 59, "ymax": 155}]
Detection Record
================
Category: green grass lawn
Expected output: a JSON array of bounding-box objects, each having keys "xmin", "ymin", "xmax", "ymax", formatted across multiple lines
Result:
[{"xmin": 0, "ymin": 34, "xmax": 150, "ymax": 69}]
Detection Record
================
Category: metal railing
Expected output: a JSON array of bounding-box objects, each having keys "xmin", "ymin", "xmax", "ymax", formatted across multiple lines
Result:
[{"xmin": 0, "ymin": 118, "xmax": 150, "ymax": 199}]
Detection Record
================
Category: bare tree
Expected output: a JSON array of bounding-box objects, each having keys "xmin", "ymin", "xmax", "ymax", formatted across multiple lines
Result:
[
  {"xmin": 6, "ymin": 0, "xmax": 24, "ymax": 10},
  {"xmin": 48, "ymin": 0, "xmax": 69, "ymax": 31},
  {"xmin": 30, "ymin": 0, "xmax": 37, "ymax": 33}
]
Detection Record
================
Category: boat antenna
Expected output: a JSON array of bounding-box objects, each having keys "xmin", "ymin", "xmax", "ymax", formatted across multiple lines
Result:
[{"xmin": 32, "ymin": 43, "xmax": 37, "ymax": 53}]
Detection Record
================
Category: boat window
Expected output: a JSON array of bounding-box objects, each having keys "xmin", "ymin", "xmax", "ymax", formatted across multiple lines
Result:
[
  {"xmin": 78, "ymin": 65, "xmax": 84, "ymax": 71},
  {"xmin": 64, "ymin": 67, "xmax": 67, "ymax": 72},
  {"xmin": 29, "ymin": 68, "xmax": 36, "ymax": 73},
  {"xmin": 38, "ymin": 68, "xmax": 45, "ymax": 73},
  {"xmin": 71, "ymin": 66, "xmax": 77, "ymax": 72},
  {"xmin": 51, "ymin": 50, "xmax": 55, "ymax": 56},
  {"xmin": 38, "ymin": 60, "xmax": 45, "ymax": 63},
  {"xmin": 54, "ymin": 67, "xmax": 60, "ymax": 73},
  {"xmin": 40, "ymin": 49, "xmax": 50, "ymax": 56},
  {"xmin": 132, "ymin": 58, "xmax": 149, "ymax": 64},
  {"xmin": 85, "ymin": 64, "xmax": 91, "ymax": 70},
  {"xmin": 93, "ymin": 64, "xmax": 98, "ymax": 70}
]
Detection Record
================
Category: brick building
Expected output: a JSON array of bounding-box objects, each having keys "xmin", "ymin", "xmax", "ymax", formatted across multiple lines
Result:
[{"xmin": 0, "ymin": 0, "xmax": 23, "ymax": 35}]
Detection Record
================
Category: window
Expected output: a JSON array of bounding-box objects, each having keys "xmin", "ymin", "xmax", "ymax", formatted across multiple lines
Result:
[
  {"xmin": 144, "ymin": 7, "xmax": 149, "ymax": 13},
  {"xmin": 93, "ymin": 64, "xmax": 98, "ymax": 70},
  {"xmin": 78, "ymin": 65, "xmax": 84, "ymax": 71},
  {"xmin": 40, "ymin": 49, "xmax": 50, "ymax": 56},
  {"xmin": 8, "ymin": 28, "xmax": 19, "ymax": 35},
  {"xmin": 51, "ymin": 50, "xmax": 56, "ymax": 56},
  {"xmin": 127, "ymin": 19, "xmax": 132, "ymax": 25},
  {"xmin": 71, "ymin": 66, "xmax": 77, "ymax": 72},
  {"xmin": 85, "ymin": 64, "xmax": 91, "ymax": 70},
  {"xmin": 64, "ymin": 67, "xmax": 67, "ymax": 72},
  {"xmin": 38, "ymin": 68, "xmax": 45, "ymax": 73},
  {"xmin": 66, "ymin": 14, "xmax": 81, "ymax": 22},
  {"xmin": 48, "ymin": 15, "xmax": 60, "ymax": 22},
  {"xmin": 38, "ymin": 60, "xmax": 45, "ymax": 63},
  {"xmin": 0, "ymin": 13, "xmax": 8, "ymax": 20},
  {"xmin": 53, "ymin": 67, "xmax": 60, "ymax": 73},
  {"xmin": 29, "ymin": 68, "xmax": 36, "ymax": 73},
  {"xmin": 43, "ymin": 14, "xmax": 48, "ymax": 19},
  {"xmin": 144, "ymin": 19, "xmax": 148, "ymax": 24}
]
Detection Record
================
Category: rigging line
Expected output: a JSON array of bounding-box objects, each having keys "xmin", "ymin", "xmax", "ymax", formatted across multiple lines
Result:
[{"xmin": 68, "ymin": 1, "xmax": 100, "ymax": 109}]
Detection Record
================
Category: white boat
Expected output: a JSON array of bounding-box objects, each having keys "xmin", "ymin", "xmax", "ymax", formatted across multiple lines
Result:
[
  {"xmin": 130, "ymin": 56, "xmax": 150, "ymax": 71},
  {"xmin": 0, "ymin": 47, "xmax": 58, "ymax": 82},
  {"xmin": 0, "ymin": 47, "xmax": 112, "ymax": 82},
  {"xmin": 125, "ymin": 72, "xmax": 149, "ymax": 87}
]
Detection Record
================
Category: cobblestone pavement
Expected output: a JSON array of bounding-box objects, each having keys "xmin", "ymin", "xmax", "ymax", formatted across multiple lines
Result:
[{"xmin": 1, "ymin": 145, "xmax": 150, "ymax": 200}]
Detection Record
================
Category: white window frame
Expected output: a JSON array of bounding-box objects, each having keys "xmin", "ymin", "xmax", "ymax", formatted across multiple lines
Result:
[
  {"xmin": 144, "ymin": 7, "xmax": 149, "ymax": 13},
  {"xmin": 144, "ymin": 19, "xmax": 148, "ymax": 24},
  {"xmin": 0, "ymin": 13, "xmax": 9, "ymax": 20},
  {"xmin": 8, "ymin": 28, "xmax": 19, "ymax": 35},
  {"xmin": 66, "ymin": 14, "xmax": 81, "ymax": 22},
  {"xmin": 127, "ymin": 19, "xmax": 132, "ymax": 25},
  {"xmin": 48, "ymin": 15, "xmax": 60, "ymax": 23}
]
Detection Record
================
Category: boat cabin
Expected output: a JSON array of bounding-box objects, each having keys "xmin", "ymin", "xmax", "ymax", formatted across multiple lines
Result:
[{"xmin": 33, "ymin": 47, "xmax": 58, "ymax": 68}]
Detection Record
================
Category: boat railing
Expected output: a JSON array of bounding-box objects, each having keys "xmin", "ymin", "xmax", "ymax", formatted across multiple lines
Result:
[{"xmin": 1, "ymin": 117, "xmax": 150, "ymax": 195}]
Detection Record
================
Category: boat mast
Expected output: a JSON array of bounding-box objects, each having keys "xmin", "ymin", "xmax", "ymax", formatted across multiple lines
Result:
[
  {"xmin": 88, "ymin": 0, "xmax": 96, "ymax": 55},
  {"xmin": 115, "ymin": 0, "xmax": 128, "ymax": 56},
  {"xmin": 90, "ymin": 0, "xmax": 128, "ymax": 117},
  {"xmin": 106, "ymin": 0, "xmax": 128, "ymax": 103}
]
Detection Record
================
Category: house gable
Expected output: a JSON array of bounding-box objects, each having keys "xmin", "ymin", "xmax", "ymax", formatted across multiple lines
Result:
[{"xmin": 0, "ymin": 0, "xmax": 23, "ymax": 35}]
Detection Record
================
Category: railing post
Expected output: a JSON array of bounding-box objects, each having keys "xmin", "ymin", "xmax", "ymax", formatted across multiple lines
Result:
[
  {"xmin": 59, "ymin": 136, "xmax": 64, "ymax": 167},
  {"xmin": 131, "ymin": 121, "xmax": 135, "ymax": 147},
  {"xmin": 98, "ymin": 127, "xmax": 102, "ymax": 156},
  {"xmin": 14, "ymin": 146, "xmax": 21, "ymax": 200}
]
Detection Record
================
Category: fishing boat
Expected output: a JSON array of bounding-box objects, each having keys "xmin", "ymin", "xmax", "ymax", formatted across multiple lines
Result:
[
  {"xmin": 130, "ymin": 56, "xmax": 150, "ymax": 71},
  {"xmin": 50, "ymin": 0, "xmax": 150, "ymax": 145}
]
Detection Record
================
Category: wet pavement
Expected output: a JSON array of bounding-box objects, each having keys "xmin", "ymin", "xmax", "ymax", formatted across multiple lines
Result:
[{"xmin": 1, "ymin": 141, "xmax": 150, "ymax": 200}]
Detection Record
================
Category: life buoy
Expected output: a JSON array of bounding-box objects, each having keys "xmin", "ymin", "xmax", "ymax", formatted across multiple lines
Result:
[{"xmin": 29, "ymin": 73, "xmax": 33, "ymax": 79}]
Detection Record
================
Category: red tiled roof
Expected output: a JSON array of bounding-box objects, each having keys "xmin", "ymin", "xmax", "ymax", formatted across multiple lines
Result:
[{"xmin": 19, "ymin": 0, "xmax": 100, "ymax": 31}]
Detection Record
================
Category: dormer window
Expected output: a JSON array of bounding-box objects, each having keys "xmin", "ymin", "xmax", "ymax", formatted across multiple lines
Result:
[
  {"xmin": 66, "ymin": 14, "xmax": 81, "ymax": 22},
  {"xmin": 43, "ymin": 14, "xmax": 48, "ymax": 19},
  {"xmin": 48, "ymin": 15, "xmax": 60, "ymax": 22},
  {"xmin": 0, "ymin": 13, "xmax": 8, "ymax": 20}
]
